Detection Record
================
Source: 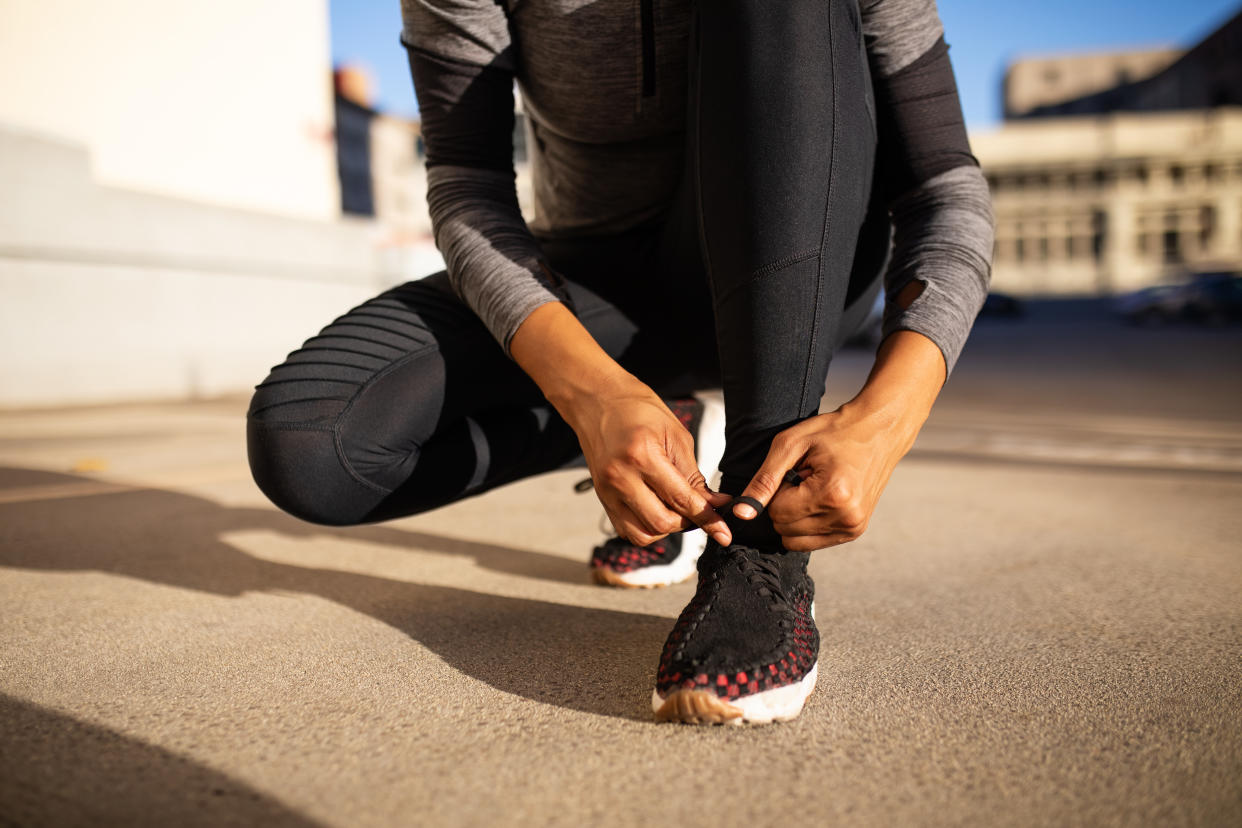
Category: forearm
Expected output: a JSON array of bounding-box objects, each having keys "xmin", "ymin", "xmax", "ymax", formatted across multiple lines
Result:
[
  {"xmin": 509, "ymin": 302, "xmax": 643, "ymax": 427},
  {"xmin": 843, "ymin": 329, "xmax": 945, "ymax": 449},
  {"xmin": 426, "ymin": 165, "xmax": 567, "ymax": 352}
]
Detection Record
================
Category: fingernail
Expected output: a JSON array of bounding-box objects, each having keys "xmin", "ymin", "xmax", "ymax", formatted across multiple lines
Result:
[
  {"xmin": 713, "ymin": 531, "xmax": 731, "ymax": 545},
  {"xmin": 734, "ymin": 504, "xmax": 756, "ymax": 519}
]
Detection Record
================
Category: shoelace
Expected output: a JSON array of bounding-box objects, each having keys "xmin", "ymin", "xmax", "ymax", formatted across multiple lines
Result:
[{"xmin": 734, "ymin": 549, "xmax": 789, "ymax": 607}]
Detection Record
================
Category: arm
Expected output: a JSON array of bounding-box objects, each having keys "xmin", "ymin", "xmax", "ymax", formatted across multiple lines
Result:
[
  {"xmin": 400, "ymin": 0, "xmax": 566, "ymax": 350},
  {"xmin": 402, "ymin": 1, "xmax": 731, "ymax": 546},
  {"xmin": 510, "ymin": 303, "xmax": 734, "ymax": 548},
  {"xmin": 735, "ymin": 0, "xmax": 994, "ymax": 549}
]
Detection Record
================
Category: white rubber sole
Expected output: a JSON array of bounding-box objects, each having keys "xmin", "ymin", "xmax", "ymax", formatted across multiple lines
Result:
[
  {"xmin": 651, "ymin": 661, "xmax": 818, "ymax": 725},
  {"xmin": 651, "ymin": 604, "xmax": 818, "ymax": 725},
  {"xmin": 594, "ymin": 530, "xmax": 706, "ymax": 588}
]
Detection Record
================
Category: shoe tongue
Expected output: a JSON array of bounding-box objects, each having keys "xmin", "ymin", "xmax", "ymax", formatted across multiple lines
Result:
[{"xmin": 723, "ymin": 500, "xmax": 784, "ymax": 550}]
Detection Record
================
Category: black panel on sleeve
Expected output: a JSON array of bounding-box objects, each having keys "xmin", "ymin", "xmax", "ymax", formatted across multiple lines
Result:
[
  {"xmin": 872, "ymin": 36, "xmax": 977, "ymax": 201},
  {"xmin": 401, "ymin": 38, "xmax": 516, "ymax": 173}
]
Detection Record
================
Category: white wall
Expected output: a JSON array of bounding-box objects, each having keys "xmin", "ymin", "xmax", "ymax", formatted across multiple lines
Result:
[
  {"xmin": 0, "ymin": 0, "xmax": 339, "ymax": 221},
  {"xmin": 0, "ymin": 127, "xmax": 443, "ymax": 408}
]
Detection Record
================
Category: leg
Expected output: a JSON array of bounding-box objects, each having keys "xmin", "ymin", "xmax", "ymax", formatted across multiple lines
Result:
[
  {"xmin": 690, "ymin": 0, "xmax": 879, "ymax": 494},
  {"xmin": 246, "ymin": 273, "xmax": 642, "ymax": 526},
  {"xmin": 652, "ymin": 0, "xmax": 883, "ymax": 725}
]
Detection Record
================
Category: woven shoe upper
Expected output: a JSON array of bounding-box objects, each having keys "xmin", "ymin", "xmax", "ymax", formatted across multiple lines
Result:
[
  {"xmin": 591, "ymin": 532, "xmax": 683, "ymax": 574},
  {"xmin": 655, "ymin": 539, "xmax": 817, "ymax": 700}
]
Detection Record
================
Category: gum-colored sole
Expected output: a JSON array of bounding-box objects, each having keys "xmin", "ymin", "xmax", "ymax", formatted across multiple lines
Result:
[
  {"xmin": 653, "ymin": 688, "xmax": 745, "ymax": 724},
  {"xmin": 653, "ymin": 659, "xmax": 819, "ymax": 726}
]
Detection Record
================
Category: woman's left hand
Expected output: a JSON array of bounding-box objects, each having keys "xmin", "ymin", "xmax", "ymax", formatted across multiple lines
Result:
[
  {"xmin": 731, "ymin": 330, "xmax": 946, "ymax": 551},
  {"xmin": 731, "ymin": 404, "xmax": 920, "ymax": 550}
]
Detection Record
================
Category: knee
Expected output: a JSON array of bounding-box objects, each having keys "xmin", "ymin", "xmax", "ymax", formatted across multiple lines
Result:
[{"xmin": 246, "ymin": 418, "xmax": 386, "ymax": 526}]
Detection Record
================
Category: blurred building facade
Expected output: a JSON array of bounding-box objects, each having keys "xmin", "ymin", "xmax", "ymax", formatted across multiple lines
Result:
[
  {"xmin": 330, "ymin": 66, "xmax": 534, "ymax": 240},
  {"xmin": 974, "ymin": 8, "xmax": 1242, "ymax": 296},
  {"xmin": 0, "ymin": 1, "xmax": 440, "ymax": 407}
]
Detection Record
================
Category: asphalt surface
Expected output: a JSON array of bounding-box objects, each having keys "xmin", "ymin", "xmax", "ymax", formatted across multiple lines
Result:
[{"xmin": 2, "ymin": 301, "xmax": 1240, "ymax": 826}]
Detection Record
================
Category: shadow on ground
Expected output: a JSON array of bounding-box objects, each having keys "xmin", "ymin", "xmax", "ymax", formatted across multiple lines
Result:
[
  {"xmin": 0, "ymin": 468, "xmax": 670, "ymax": 724},
  {"xmin": 0, "ymin": 693, "xmax": 322, "ymax": 827}
]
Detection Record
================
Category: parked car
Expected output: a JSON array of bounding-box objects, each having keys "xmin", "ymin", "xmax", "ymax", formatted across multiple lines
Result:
[
  {"xmin": 1115, "ymin": 284, "xmax": 1189, "ymax": 326},
  {"xmin": 1116, "ymin": 271, "xmax": 1242, "ymax": 326},
  {"xmin": 1182, "ymin": 272, "xmax": 1242, "ymax": 324}
]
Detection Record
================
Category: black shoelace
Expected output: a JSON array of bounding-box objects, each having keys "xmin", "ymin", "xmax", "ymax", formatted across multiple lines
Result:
[{"xmin": 735, "ymin": 549, "xmax": 789, "ymax": 609}]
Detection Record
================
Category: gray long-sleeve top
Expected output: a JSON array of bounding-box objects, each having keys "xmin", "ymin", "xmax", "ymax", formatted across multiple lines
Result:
[{"xmin": 399, "ymin": 0, "xmax": 994, "ymax": 374}]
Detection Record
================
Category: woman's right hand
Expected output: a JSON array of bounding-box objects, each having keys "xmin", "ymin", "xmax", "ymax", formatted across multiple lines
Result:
[
  {"xmin": 510, "ymin": 301, "xmax": 732, "ymax": 548},
  {"xmin": 566, "ymin": 376, "xmax": 733, "ymax": 548}
]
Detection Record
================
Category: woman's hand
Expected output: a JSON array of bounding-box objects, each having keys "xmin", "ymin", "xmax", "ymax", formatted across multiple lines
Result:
[
  {"xmin": 733, "ymin": 330, "xmax": 946, "ymax": 551},
  {"xmin": 510, "ymin": 301, "xmax": 732, "ymax": 548},
  {"xmin": 567, "ymin": 377, "xmax": 733, "ymax": 548}
]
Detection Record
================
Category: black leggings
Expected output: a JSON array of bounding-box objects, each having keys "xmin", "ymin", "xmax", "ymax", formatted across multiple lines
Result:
[{"xmin": 247, "ymin": 0, "xmax": 885, "ymax": 527}]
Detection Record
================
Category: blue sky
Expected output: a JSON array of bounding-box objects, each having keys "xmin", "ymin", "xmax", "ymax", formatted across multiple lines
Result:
[{"xmin": 330, "ymin": 0, "xmax": 1241, "ymax": 129}]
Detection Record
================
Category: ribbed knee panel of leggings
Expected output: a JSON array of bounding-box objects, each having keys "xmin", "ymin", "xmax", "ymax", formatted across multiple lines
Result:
[{"xmin": 245, "ymin": 274, "xmax": 584, "ymax": 526}]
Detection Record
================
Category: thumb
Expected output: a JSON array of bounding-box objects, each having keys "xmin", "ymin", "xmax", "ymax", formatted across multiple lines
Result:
[{"xmin": 733, "ymin": 433, "xmax": 808, "ymax": 519}]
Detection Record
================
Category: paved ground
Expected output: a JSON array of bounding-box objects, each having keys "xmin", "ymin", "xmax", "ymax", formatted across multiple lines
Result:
[{"xmin": 2, "ymin": 301, "xmax": 1240, "ymax": 826}]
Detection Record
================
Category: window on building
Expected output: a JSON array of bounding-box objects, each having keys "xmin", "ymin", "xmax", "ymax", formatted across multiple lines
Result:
[
  {"xmin": 1170, "ymin": 165, "xmax": 1185, "ymax": 186},
  {"xmin": 1091, "ymin": 210, "xmax": 1107, "ymax": 263},
  {"xmin": 1163, "ymin": 230, "xmax": 1181, "ymax": 264},
  {"xmin": 1200, "ymin": 205, "xmax": 1216, "ymax": 249},
  {"xmin": 1038, "ymin": 237, "xmax": 1049, "ymax": 261},
  {"xmin": 1015, "ymin": 238, "xmax": 1026, "ymax": 263}
]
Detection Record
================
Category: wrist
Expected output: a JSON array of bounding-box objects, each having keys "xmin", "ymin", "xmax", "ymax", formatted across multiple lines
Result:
[{"xmin": 843, "ymin": 329, "xmax": 945, "ymax": 439}]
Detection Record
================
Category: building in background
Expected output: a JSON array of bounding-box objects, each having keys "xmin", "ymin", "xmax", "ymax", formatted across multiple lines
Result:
[
  {"xmin": 0, "ymin": 1, "xmax": 438, "ymax": 407},
  {"xmin": 330, "ymin": 63, "xmax": 533, "ymax": 240},
  {"xmin": 974, "ymin": 7, "xmax": 1242, "ymax": 296}
]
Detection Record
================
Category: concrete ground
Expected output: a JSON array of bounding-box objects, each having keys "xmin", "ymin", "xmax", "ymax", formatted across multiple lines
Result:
[{"xmin": 2, "ymin": 301, "xmax": 1240, "ymax": 826}]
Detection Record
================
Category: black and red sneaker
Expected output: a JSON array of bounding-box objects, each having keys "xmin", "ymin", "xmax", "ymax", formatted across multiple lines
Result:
[
  {"xmin": 586, "ymin": 392, "xmax": 725, "ymax": 589},
  {"xmin": 590, "ymin": 533, "xmax": 700, "ymax": 588},
  {"xmin": 651, "ymin": 535, "xmax": 818, "ymax": 725}
]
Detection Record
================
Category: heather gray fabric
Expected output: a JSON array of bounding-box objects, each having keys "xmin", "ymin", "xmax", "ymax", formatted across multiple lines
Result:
[
  {"xmin": 400, "ymin": 0, "xmax": 994, "ymax": 373},
  {"xmin": 424, "ymin": 164, "xmax": 567, "ymax": 350},
  {"xmin": 882, "ymin": 165, "xmax": 994, "ymax": 371},
  {"xmin": 860, "ymin": 0, "xmax": 943, "ymax": 75}
]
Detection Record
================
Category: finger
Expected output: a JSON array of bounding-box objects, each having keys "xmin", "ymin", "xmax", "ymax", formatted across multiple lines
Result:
[
  {"xmin": 643, "ymin": 457, "xmax": 732, "ymax": 546},
  {"xmin": 619, "ymin": 481, "xmax": 688, "ymax": 540},
  {"xmin": 680, "ymin": 462, "xmax": 727, "ymax": 497},
  {"xmin": 764, "ymin": 468, "xmax": 820, "ymax": 524},
  {"xmin": 769, "ymin": 472, "xmax": 871, "ymax": 535},
  {"xmin": 765, "ymin": 496, "xmax": 864, "ymax": 533},
  {"xmin": 685, "ymin": 467, "xmax": 733, "ymax": 509},
  {"xmin": 734, "ymin": 430, "xmax": 811, "ymax": 519},
  {"xmin": 607, "ymin": 501, "xmax": 666, "ymax": 548}
]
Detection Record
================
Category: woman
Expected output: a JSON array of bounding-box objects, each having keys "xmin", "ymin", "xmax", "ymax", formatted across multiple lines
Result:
[{"xmin": 247, "ymin": 0, "xmax": 993, "ymax": 725}]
